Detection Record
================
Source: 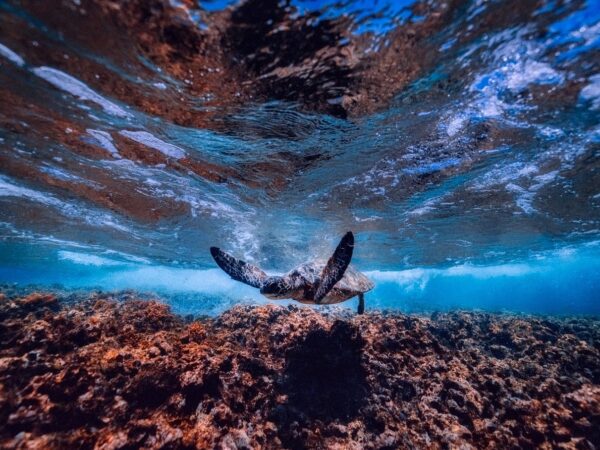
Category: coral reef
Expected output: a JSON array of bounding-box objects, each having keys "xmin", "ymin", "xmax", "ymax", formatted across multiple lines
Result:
[{"xmin": 0, "ymin": 291, "xmax": 599, "ymax": 449}]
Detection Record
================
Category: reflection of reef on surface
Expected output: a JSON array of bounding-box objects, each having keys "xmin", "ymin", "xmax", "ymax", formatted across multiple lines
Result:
[
  {"xmin": 0, "ymin": 290, "xmax": 598, "ymax": 449},
  {"xmin": 1, "ymin": 0, "xmax": 598, "ymax": 265},
  {"xmin": 0, "ymin": 0, "xmax": 460, "ymax": 122}
]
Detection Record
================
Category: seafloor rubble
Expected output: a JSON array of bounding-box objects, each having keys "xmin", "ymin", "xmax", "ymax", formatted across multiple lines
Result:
[{"xmin": 0, "ymin": 291, "xmax": 598, "ymax": 449}]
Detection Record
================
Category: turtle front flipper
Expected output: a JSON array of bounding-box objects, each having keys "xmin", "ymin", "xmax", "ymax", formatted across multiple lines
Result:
[
  {"xmin": 313, "ymin": 231, "xmax": 354, "ymax": 303},
  {"xmin": 210, "ymin": 247, "xmax": 268, "ymax": 289}
]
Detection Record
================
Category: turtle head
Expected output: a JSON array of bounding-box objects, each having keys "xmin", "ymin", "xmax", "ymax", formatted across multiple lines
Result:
[{"xmin": 260, "ymin": 276, "xmax": 289, "ymax": 299}]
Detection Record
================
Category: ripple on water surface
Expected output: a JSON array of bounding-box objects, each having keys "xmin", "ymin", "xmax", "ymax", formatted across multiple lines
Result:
[{"xmin": 0, "ymin": 0, "xmax": 598, "ymax": 312}]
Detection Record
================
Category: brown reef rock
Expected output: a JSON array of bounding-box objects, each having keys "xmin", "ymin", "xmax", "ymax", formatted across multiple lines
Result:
[{"xmin": 0, "ymin": 292, "xmax": 599, "ymax": 449}]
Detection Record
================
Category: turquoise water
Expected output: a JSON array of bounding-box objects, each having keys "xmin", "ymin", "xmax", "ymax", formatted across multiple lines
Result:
[
  {"xmin": 0, "ymin": 0, "xmax": 599, "ymax": 315},
  {"xmin": 1, "ymin": 238, "xmax": 598, "ymax": 316}
]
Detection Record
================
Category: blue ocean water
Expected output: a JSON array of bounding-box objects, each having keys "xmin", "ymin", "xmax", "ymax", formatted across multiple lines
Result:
[{"xmin": 0, "ymin": 0, "xmax": 599, "ymax": 315}]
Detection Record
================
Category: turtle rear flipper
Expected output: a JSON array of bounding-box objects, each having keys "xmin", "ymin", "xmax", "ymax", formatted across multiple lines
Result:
[
  {"xmin": 210, "ymin": 247, "xmax": 268, "ymax": 288},
  {"xmin": 357, "ymin": 293, "xmax": 365, "ymax": 315},
  {"xmin": 313, "ymin": 231, "xmax": 354, "ymax": 303}
]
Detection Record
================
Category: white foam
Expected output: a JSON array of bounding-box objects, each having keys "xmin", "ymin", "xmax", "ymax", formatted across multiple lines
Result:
[
  {"xmin": 0, "ymin": 175, "xmax": 64, "ymax": 208},
  {"xmin": 580, "ymin": 74, "xmax": 600, "ymax": 109},
  {"xmin": 96, "ymin": 158, "xmax": 241, "ymax": 218},
  {"xmin": 119, "ymin": 130, "xmax": 186, "ymax": 159},
  {"xmin": 505, "ymin": 60, "xmax": 563, "ymax": 92},
  {"xmin": 58, "ymin": 251, "xmax": 124, "ymax": 267},
  {"xmin": 446, "ymin": 115, "xmax": 467, "ymax": 137},
  {"xmin": 144, "ymin": 178, "xmax": 162, "ymax": 186},
  {"xmin": 439, "ymin": 38, "xmax": 456, "ymax": 52},
  {"xmin": 178, "ymin": 192, "xmax": 236, "ymax": 218},
  {"xmin": 464, "ymin": 32, "xmax": 564, "ymax": 123},
  {"xmin": 532, "ymin": 170, "xmax": 559, "ymax": 185},
  {"xmin": 0, "ymin": 224, "xmax": 102, "ymax": 251},
  {"xmin": 353, "ymin": 215, "xmax": 382, "ymax": 222},
  {"xmin": 470, "ymin": 151, "xmax": 566, "ymax": 214},
  {"xmin": 32, "ymin": 67, "xmax": 132, "ymax": 118},
  {"xmin": 477, "ymin": 95, "xmax": 507, "ymax": 117},
  {"xmin": 40, "ymin": 166, "xmax": 86, "ymax": 183},
  {"xmin": 0, "ymin": 175, "xmax": 129, "ymax": 232},
  {"xmin": 516, "ymin": 170, "xmax": 559, "ymax": 213},
  {"xmin": 506, "ymin": 183, "xmax": 536, "ymax": 214},
  {"xmin": 443, "ymin": 263, "xmax": 535, "ymax": 278},
  {"xmin": 367, "ymin": 268, "xmax": 431, "ymax": 290},
  {"xmin": 554, "ymin": 247, "xmax": 576, "ymax": 259},
  {"xmin": 107, "ymin": 164, "xmax": 237, "ymax": 218},
  {"xmin": 337, "ymin": 149, "xmax": 458, "ymax": 199},
  {"xmin": 232, "ymin": 224, "xmax": 261, "ymax": 262},
  {"xmin": 103, "ymin": 266, "xmax": 261, "ymax": 299},
  {"xmin": 496, "ymin": 168, "xmax": 559, "ymax": 214},
  {"xmin": 104, "ymin": 250, "xmax": 152, "ymax": 265},
  {"xmin": 86, "ymin": 129, "xmax": 120, "ymax": 158},
  {"xmin": 407, "ymin": 190, "xmax": 454, "ymax": 217},
  {"xmin": 408, "ymin": 205, "xmax": 434, "ymax": 216},
  {"xmin": 367, "ymin": 262, "xmax": 540, "ymax": 291},
  {"xmin": 0, "ymin": 43, "xmax": 25, "ymax": 67},
  {"xmin": 538, "ymin": 126, "xmax": 565, "ymax": 139}
]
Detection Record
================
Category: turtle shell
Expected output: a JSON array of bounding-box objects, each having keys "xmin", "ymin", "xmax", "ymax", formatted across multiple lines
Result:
[{"xmin": 285, "ymin": 261, "xmax": 374, "ymax": 305}]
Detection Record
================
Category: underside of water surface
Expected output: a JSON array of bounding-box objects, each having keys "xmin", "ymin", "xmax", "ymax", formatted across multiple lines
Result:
[{"xmin": 0, "ymin": 0, "xmax": 599, "ymax": 315}]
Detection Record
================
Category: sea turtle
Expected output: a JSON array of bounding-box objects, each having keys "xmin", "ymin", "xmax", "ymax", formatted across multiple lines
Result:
[{"xmin": 210, "ymin": 231, "xmax": 374, "ymax": 314}]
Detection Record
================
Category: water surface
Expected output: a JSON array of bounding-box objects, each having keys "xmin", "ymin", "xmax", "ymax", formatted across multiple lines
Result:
[{"xmin": 0, "ymin": 0, "xmax": 599, "ymax": 314}]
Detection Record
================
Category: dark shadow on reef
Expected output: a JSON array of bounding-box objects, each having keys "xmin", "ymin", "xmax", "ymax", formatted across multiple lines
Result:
[{"xmin": 277, "ymin": 321, "xmax": 368, "ymax": 421}]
